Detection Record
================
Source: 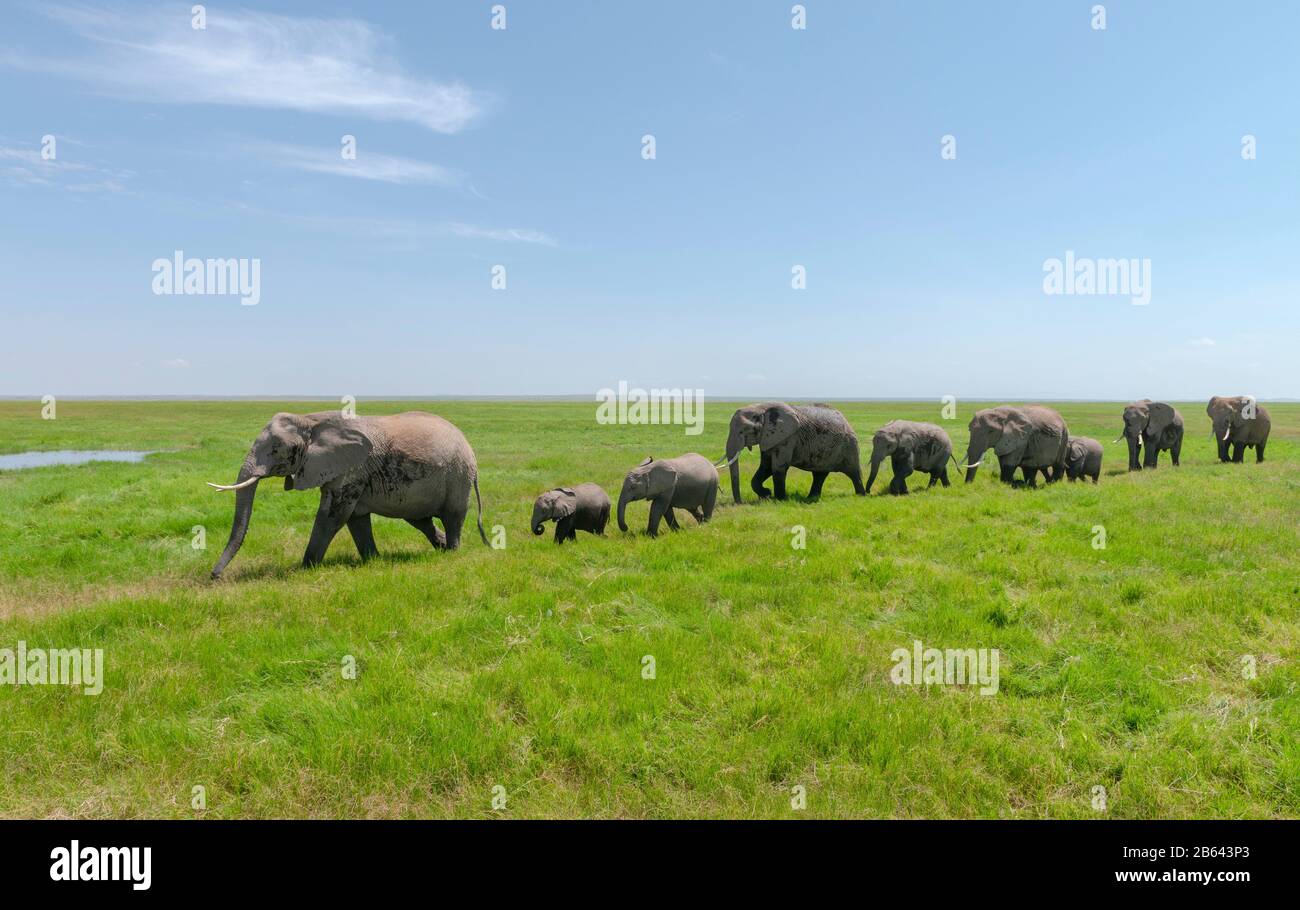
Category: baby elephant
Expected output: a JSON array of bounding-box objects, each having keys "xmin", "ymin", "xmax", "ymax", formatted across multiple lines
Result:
[
  {"xmin": 1063, "ymin": 436, "xmax": 1103, "ymax": 483},
  {"xmin": 617, "ymin": 454, "xmax": 719, "ymax": 537},
  {"xmin": 866, "ymin": 420, "xmax": 954, "ymax": 495},
  {"xmin": 532, "ymin": 483, "xmax": 611, "ymax": 543}
]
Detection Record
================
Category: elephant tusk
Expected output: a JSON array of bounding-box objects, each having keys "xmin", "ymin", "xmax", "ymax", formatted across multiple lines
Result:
[
  {"xmin": 207, "ymin": 476, "xmax": 260, "ymax": 492},
  {"xmin": 714, "ymin": 451, "xmax": 743, "ymax": 469},
  {"xmin": 1222, "ymin": 428, "xmax": 1231, "ymax": 441}
]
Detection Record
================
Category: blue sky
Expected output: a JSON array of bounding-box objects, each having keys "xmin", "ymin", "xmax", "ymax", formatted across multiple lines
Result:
[{"xmin": 1, "ymin": 1, "xmax": 1297, "ymax": 399}]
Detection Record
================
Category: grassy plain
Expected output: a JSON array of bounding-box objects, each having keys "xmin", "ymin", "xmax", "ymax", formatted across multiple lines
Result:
[{"xmin": 0, "ymin": 399, "xmax": 1296, "ymax": 818}]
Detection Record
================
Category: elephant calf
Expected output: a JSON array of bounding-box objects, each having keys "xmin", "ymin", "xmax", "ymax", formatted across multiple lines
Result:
[
  {"xmin": 866, "ymin": 420, "xmax": 954, "ymax": 495},
  {"xmin": 617, "ymin": 454, "xmax": 719, "ymax": 537},
  {"xmin": 1064, "ymin": 436, "xmax": 1103, "ymax": 483},
  {"xmin": 531, "ymin": 483, "xmax": 610, "ymax": 544}
]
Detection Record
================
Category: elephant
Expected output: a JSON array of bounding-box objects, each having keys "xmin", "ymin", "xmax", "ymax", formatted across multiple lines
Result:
[
  {"xmin": 1118, "ymin": 400, "xmax": 1183, "ymax": 471},
  {"xmin": 531, "ymin": 483, "xmax": 610, "ymax": 543},
  {"xmin": 1207, "ymin": 396, "xmax": 1271, "ymax": 463},
  {"xmin": 617, "ymin": 454, "xmax": 719, "ymax": 537},
  {"xmin": 962, "ymin": 406, "xmax": 1069, "ymax": 487},
  {"xmin": 720, "ymin": 402, "xmax": 865, "ymax": 503},
  {"xmin": 207, "ymin": 410, "xmax": 485, "ymax": 578},
  {"xmin": 1063, "ymin": 436, "xmax": 1103, "ymax": 483},
  {"xmin": 865, "ymin": 420, "xmax": 954, "ymax": 495}
]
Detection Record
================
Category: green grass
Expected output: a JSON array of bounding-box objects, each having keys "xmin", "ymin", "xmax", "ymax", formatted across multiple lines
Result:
[{"xmin": 0, "ymin": 399, "xmax": 1297, "ymax": 818}]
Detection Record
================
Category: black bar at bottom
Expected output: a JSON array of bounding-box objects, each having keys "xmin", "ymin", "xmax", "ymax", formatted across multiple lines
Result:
[{"xmin": 0, "ymin": 819, "xmax": 1285, "ymax": 895}]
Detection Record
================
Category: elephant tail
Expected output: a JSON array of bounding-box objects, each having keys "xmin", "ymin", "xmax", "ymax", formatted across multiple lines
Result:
[
  {"xmin": 949, "ymin": 453, "xmax": 962, "ymax": 471},
  {"xmin": 473, "ymin": 475, "xmax": 488, "ymax": 546}
]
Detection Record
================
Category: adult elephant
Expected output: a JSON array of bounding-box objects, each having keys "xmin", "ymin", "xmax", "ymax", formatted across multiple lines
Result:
[
  {"xmin": 865, "ymin": 420, "xmax": 954, "ymax": 495},
  {"xmin": 207, "ymin": 410, "xmax": 486, "ymax": 578},
  {"xmin": 1118, "ymin": 400, "xmax": 1183, "ymax": 471},
  {"xmin": 962, "ymin": 406, "xmax": 1068, "ymax": 487},
  {"xmin": 1207, "ymin": 396, "xmax": 1271, "ymax": 463},
  {"xmin": 720, "ymin": 402, "xmax": 865, "ymax": 502}
]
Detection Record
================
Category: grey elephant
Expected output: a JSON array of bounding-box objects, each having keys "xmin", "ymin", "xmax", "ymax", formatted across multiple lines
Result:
[
  {"xmin": 1118, "ymin": 400, "xmax": 1182, "ymax": 471},
  {"xmin": 865, "ymin": 420, "xmax": 954, "ymax": 495},
  {"xmin": 1207, "ymin": 396, "xmax": 1271, "ymax": 463},
  {"xmin": 207, "ymin": 410, "xmax": 486, "ymax": 578},
  {"xmin": 531, "ymin": 483, "xmax": 610, "ymax": 543},
  {"xmin": 721, "ymin": 402, "xmax": 864, "ymax": 502},
  {"xmin": 962, "ymin": 406, "xmax": 1069, "ymax": 487},
  {"xmin": 617, "ymin": 454, "xmax": 719, "ymax": 537},
  {"xmin": 1063, "ymin": 436, "xmax": 1103, "ymax": 483}
]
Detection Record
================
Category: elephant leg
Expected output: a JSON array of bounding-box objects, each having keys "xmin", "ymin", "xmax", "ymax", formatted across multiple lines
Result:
[
  {"xmin": 999, "ymin": 458, "xmax": 1018, "ymax": 484},
  {"xmin": 554, "ymin": 515, "xmax": 574, "ymax": 544},
  {"xmin": 1232, "ymin": 442, "xmax": 1245, "ymax": 463},
  {"xmin": 771, "ymin": 470, "xmax": 788, "ymax": 500},
  {"xmin": 845, "ymin": 463, "xmax": 866, "ymax": 496},
  {"xmin": 597, "ymin": 504, "xmax": 610, "ymax": 535},
  {"xmin": 891, "ymin": 452, "xmax": 913, "ymax": 495},
  {"xmin": 660, "ymin": 501, "xmax": 682, "ymax": 532},
  {"xmin": 303, "ymin": 492, "xmax": 355, "ymax": 567},
  {"xmin": 702, "ymin": 481, "xmax": 717, "ymax": 520},
  {"xmin": 690, "ymin": 506, "xmax": 705, "ymax": 523},
  {"xmin": 1256, "ymin": 440, "xmax": 1266, "ymax": 463},
  {"xmin": 1171, "ymin": 438, "xmax": 1182, "ymax": 466},
  {"xmin": 346, "ymin": 513, "xmax": 379, "ymax": 562},
  {"xmin": 406, "ymin": 516, "xmax": 447, "ymax": 550},
  {"xmin": 939, "ymin": 467, "xmax": 951, "ymax": 487},
  {"xmin": 441, "ymin": 506, "xmax": 468, "ymax": 550},
  {"xmin": 807, "ymin": 471, "xmax": 829, "ymax": 500},
  {"xmin": 751, "ymin": 451, "xmax": 774, "ymax": 498},
  {"xmin": 1144, "ymin": 440, "xmax": 1159, "ymax": 469},
  {"xmin": 1020, "ymin": 466, "xmax": 1037, "ymax": 488},
  {"xmin": 647, "ymin": 496, "xmax": 671, "ymax": 536},
  {"xmin": 927, "ymin": 472, "xmax": 938, "ymax": 489}
]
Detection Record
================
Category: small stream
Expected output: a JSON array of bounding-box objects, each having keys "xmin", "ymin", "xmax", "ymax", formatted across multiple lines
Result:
[{"xmin": 0, "ymin": 450, "xmax": 161, "ymax": 471}]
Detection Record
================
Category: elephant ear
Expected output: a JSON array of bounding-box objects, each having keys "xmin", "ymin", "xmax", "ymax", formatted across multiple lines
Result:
[
  {"xmin": 1146, "ymin": 402, "xmax": 1176, "ymax": 437},
  {"xmin": 293, "ymin": 420, "xmax": 372, "ymax": 490},
  {"xmin": 553, "ymin": 489, "xmax": 577, "ymax": 519},
  {"xmin": 760, "ymin": 406, "xmax": 799, "ymax": 451},
  {"xmin": 993, "ymin": 412, "xmax": 1030, "ymax": 457}
]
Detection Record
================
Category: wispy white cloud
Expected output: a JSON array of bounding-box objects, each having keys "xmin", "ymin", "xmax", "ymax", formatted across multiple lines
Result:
[
  {"xmin": 1187, "ymin": 337, "xmax": 1216, "ymax": 348},
  {"xmin": 231, "ymin": 204, "xmax": 558, "ymax": 247},
  {"xmin": 161, "ymin": 358, "xmax": 191, "ymax": 369},
  {"xmin": 244, "ymin": 141, "xmax": 463, "ymax": 186},
  {"xmin": 5, "ymin": 5, "xmax": 486, "ymax": 134},
  {"xmin": 442, "ymin": 223, "xmax": 557, "ymax": 245},
  {"xmin": 0, "ymin": 142, "xmax": 131, "ymax": 192}
]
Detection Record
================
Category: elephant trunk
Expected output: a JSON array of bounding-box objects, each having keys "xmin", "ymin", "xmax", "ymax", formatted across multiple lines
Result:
[
  {"xmin": 963, "ymin": 445, "xmax": 984, "ymax": 483},
  {"xmin": 210, "ymin": 457, "xmax": 261, "ymax": 579},
  {"xmin": 531, "ymin": 502, "xmax": 547, "ymax": 536},
  {"xmin": 1126, "ymin": 432, "xmax": 1141, "ymax": 471},
  {"xmin": 617, "ymin": 484, "xmax": 633, "ymax": 533},
  {"xmin": 725, "ymin": 426, "xmax": 744, "ymax": 504},
  {"xmin": 865, "ymin": 449, "xmax": 886, "ymax": 493}
]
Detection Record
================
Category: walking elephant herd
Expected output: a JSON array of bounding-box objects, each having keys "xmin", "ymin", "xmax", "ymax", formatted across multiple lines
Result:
[{"xmin": 206, "ymin": 396, "xmax": 1272, "ymax": 575}]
